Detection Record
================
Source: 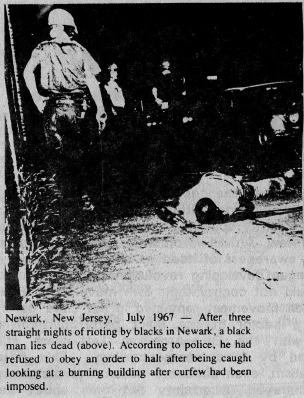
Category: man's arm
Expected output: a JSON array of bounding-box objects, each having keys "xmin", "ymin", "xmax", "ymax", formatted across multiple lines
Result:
[
  {"xmin": 152, "ymin": 87, "xmax": 162, "ymax": 105},
  {"xmin": 23, "ymin": 56, "xmax": 49, "ymax": 113},
  {"xmin": 86, "ymin": 73, "xmax": 107, "ymax": 130},
  {"xmin": 182, "ymin": 77, "xmax": 186, "ymax": 96}
]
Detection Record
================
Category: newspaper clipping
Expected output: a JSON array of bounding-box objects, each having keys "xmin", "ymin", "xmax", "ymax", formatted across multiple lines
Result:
[{"xmin": 2, "ymin": 2, "xmax": 303, "ymax": 397}]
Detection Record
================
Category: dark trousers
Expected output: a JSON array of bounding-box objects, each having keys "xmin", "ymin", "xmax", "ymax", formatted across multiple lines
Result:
[{"xmin": 43, "ymin": 94, "xmax": 102, "ymax": 206}]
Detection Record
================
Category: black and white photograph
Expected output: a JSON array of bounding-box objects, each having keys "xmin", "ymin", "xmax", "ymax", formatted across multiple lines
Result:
[{"xmin": 3, "ymin": 1, "xmax": 303, "ymax": 397}]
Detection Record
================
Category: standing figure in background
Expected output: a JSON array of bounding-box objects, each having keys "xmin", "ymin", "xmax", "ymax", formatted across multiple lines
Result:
[
  {"xmin": 23, "ymin": 8, "xmax": 106, "ymax": 223},
  {"xmin": 104, "ymin": 63, "xmax": 126, "ymax": 117},
  {"xmin": 152, "ymin": 58, "xmax": 186, "ymax": 115},
  {"xmin": 102, "ymin": 62, "xmax": 134, "ymax": 201},
  {"xmin": 147, "ymin": 58, "xmax": 186, "ymax": 198}
]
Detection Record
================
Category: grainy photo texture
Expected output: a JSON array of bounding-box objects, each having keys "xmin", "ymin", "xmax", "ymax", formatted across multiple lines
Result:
[{"xmin": 3, "ymin": 2, "xmax": 303, "ymax": 397}]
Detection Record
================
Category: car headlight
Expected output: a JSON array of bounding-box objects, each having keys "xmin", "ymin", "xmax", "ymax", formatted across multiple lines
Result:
[
  {"xmin": 270, "ymin": 115, "xmax": 286, "ymax": 132},
  {"xmin": 289, "ymin": 113, "xmax": 299, "ymax": 123}
]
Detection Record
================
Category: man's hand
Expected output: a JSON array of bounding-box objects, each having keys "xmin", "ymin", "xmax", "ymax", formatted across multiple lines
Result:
[
  {"xmin": 33, "ymin": 94, "xmax": 49, "ymax": 113},
  {"xmin": 284, "ymin": 169, "xmax": 295, "ymax": 179},
  {"xmin": 86, "ymin": 73, "xmax": 107, "ymax": 131},
  {"xmin": 96, "ymin": 109, "xmax": 107, "ymax": 131},
  {"xmin": 46, "ymin": 132, "xmax": 62, "ymax": 150},
  {"xmin": 54, "ymin": 133, "xmax": 62, "ymax": 149}
]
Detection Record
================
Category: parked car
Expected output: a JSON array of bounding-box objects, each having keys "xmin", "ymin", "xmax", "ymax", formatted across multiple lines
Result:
[
  {"xmin": 220, "ymin": 80, "xmax": 302, "ymax": 147},
  {"xmin": 141, "ymin": 79, "xmax": 302, "ymax": 174}
]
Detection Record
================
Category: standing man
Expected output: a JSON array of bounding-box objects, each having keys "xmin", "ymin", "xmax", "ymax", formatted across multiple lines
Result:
[
  {"xmin": 152, "ymin": 58, "xmax": 186, "ymax": 114},
  {"xmin": 148, "ymin": 58, "xmax": 186, "ymax": 198},
  {"xmin": 24, "ymin": 8, "xmax": 107, "ymax": 218},
  {"xmin": 104, "ymin": 63, "xmax": 126, "ymax": 117},
  {"xmin": 103, "ymin": 62, "xmax": 141, "ymax": 202},
  {"xmin": 102, "ymin": 62, "xmax": 128, "ymax": 199}
]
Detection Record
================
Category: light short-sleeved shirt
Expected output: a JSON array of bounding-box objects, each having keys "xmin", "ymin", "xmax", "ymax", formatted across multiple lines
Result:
[
  {"xmin": 104, "ymin": 80, "xmax": 125, "ymax": 108},
  {"xmin": 177, "ymin": 172, "xmax": 244, "ymax": 223},
  {"xmin": 30, "ymin": 40, "xmax": 101, "ymax": 92}
]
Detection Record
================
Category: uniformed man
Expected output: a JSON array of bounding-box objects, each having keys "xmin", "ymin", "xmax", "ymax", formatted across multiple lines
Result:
[
  {"xmin": 152, "ymin": 58, "xmax": 186, "ymax": 113},
  {"xmin": 24, "ymin": 8, "xmax": 107, "ymax": 216},
  {"xmin": 147, "ymin": 59, "xmax": 187, "ymax": 198}
]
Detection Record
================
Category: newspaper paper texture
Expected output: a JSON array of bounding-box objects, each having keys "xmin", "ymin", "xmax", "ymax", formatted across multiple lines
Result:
[{"xmin": 2, "ymin": 1, "xmax": 303, "ymax": 397}]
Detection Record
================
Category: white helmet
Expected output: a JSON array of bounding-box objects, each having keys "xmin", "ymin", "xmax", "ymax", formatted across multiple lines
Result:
[{"xmin": 48, "ymin": 9, "xmax": 78, "ymax": 33}]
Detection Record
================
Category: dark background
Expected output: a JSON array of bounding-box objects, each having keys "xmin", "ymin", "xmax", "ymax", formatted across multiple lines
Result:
[
  {"xmin": 7, "ymin": 3, "xmax": 303, "ymax": 178},
  {"xmin": 9, "ymin": 3, "xmax": 303, "ymax": 85}
]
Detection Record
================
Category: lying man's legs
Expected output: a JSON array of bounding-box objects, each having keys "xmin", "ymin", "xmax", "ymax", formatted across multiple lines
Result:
[{"xmin": 157, "ymin": 170, "xmax": 296, "ymax": 225}]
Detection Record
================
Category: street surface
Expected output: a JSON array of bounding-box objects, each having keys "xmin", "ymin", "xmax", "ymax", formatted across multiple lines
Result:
[
  {"xmin": 37, "ymin": 186, "xmax": 304, "ymax": 397},
  {"xmin": 51, "ymin": 188, "xmax": 303, "ymax": 311}
]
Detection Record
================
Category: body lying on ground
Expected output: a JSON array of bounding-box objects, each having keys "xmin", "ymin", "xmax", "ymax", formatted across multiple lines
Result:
[{"xmin": 158, "ymin": 170, "xmax": 295, "ymax": 225}]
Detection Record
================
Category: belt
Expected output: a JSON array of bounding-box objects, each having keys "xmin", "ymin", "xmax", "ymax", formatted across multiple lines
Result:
[
  {"xmin": 48, "ymin": 95, "xmax": 90, "ymax": 107},
  {"xmin": 48, "ymin": 91, "xmax": 89, "ymax": 101}
]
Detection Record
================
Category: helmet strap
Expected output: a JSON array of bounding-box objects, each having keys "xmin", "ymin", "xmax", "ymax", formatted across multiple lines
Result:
[{"xmin": 50, "ymin": 25, "xmax": 71, "ymax": 42}]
